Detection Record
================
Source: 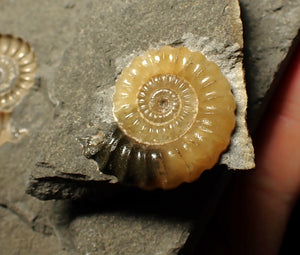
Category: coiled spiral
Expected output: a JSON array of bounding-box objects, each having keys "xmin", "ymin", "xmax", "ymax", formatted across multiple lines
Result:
[
  {"xmin": 85, "ymin": 46, "xmax": 236, "ymax": 190},
  {"xmin": 0, "ymin": 34, "xmax": 37, "ymax": 112}
]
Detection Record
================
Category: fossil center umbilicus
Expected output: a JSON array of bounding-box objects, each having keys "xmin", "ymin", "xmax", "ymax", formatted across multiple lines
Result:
[{"xmin": 135, "ymin": 74, "xmax": 198, "ymax": 145}]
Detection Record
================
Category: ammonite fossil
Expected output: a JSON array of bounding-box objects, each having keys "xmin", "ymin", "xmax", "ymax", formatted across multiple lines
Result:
[
  {"xmin": 0, "ymin": 34, "xmax": 37, "ymax": 112},
  {"xmin": 84, "ymin": 46, "xmax": 236, "ymax": 190}
]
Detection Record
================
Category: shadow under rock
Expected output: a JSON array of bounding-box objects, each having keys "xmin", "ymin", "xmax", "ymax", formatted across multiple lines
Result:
[
  {"xmin": 49, "ymin": 166, "xmax": 234, "ymax": 254},
  {"xmin": 67, "ymin": 165, "xmax": 233, "ymax": 220}
]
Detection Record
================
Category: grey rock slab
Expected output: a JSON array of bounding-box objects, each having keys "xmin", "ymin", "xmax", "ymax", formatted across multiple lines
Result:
[
  {"xmin": 0, "ymin": 1, "xmax": 249, "ymax": 254},
  {"xmin": 239, "ymin": 0, "xmax": 300, "ymax": 129},
  {"xmin": 26, "ymin": 0, "xmax": 253, "ymax": 200},
  {"xmin": 19, "ymin": 1, "xmax": 252, "ymax": 254}
]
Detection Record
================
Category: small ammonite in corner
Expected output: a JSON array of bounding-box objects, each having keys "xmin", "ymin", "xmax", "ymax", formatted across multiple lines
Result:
[
  {"xmin": 0, "ymin": 34, "xmax": 37, "ymax": 146},
  {"xmin": 0, "ymin": 34, "xmax": 37, "ymax": 112},
  {"xmin": 84, "ymin": 46, "xmax": 236, "ymax": 190}
]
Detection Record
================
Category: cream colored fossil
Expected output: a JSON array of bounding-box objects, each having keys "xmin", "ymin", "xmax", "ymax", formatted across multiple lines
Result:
[
  {"xmin": 84, "ymin": 46, "xmax": 236, "ymax": 190},
  {"xmin": 0, "ymin": 34, "xmax": 36, "ymax": 146},
  {"xmin": 0, "ymin": 34, "xmax": 37, "ymax": 112}
]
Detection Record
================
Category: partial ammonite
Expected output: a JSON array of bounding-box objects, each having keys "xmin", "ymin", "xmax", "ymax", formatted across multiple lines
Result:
[
  {"xmin": 0, "ymin": 34, "xmax": 37, "ymax": 112},
  {"xmin": 0, "ymin": 112, "xmax": 15, "ymax": 146},
  {"xmin": 84, "ymin": 46, "xmax": 236, "ymax": 190}
]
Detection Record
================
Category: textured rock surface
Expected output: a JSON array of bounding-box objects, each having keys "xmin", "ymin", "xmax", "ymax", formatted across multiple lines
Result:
[
  {"xmin": 0, "ymin": 207, "xmax": 64, "ymax": 255},
  {"xmin": 1, "ymin": 0, "xmax": 300, "ymax": 254},
  {"xmin": 0, "ymin": 1, "xmax": 91, "ymax": 254},
  {"xmin": 69, "ymin": 207, "xmax": 190, "ymax": 255}
]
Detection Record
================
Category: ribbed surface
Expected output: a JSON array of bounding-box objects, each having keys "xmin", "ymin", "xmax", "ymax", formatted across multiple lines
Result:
[
  {"xmin": 91, "ymin": 125, "xmax": 167, "ymax": 190},
  {"xmin": 0, "ymin": 34, "xmax": 37, "ymax": 112},
  {"xmin": 91, "ymin": 46, "xmax": 236, "ymax": 189}
]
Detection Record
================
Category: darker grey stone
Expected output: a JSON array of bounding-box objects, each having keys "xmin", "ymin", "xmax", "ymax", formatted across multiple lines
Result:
[{"xmin": 239, "ymin": 0, "xmax": 300, "ymax": 129}]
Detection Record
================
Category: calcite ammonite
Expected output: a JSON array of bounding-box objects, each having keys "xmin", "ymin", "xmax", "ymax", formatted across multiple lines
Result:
[
  {"xmin": 85, "ymin": 46, "xmax": 236, "ymax": 190},
  {"xmin": 0, "ymin": 34, "xmax": 37, "ymax": 112}
]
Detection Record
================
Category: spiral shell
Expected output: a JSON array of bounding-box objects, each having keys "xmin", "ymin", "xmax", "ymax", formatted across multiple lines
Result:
[
  {"xmin": 86, "ymin": 46, "xmax": 236, "ymax": 190},
  {"xmin": 0, "ymin": 34, "xmax": 37, "ymax": 112}
]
